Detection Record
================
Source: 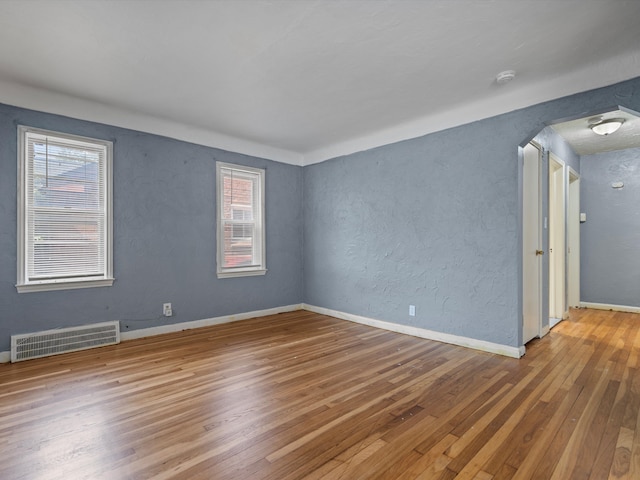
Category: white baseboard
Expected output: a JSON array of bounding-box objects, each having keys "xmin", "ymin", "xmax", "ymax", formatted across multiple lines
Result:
[
  {"xmin": 540, "ymin": 324, "xmax": 551, "ymax": 337},
  {"xmin": 549, "ymin": 317, "xmax": 563, "ymax": 329},
  {"xmin": 0, "ymin": 304, "xmax": 304, "ymax": 363},
  {"xmin": 120, "ymin": 303, "xmax": 304, "ymax": 341},
  {"xmin": 303, "ymin": 303, "xmax": 524, "ymax": 358},
  {"xmin": 1, "ymin": 302, "xmax": 526, "ymax": 363},
  {"xmin": 580, "ymin": 302, "xmax": 640, "ymax": 314}
]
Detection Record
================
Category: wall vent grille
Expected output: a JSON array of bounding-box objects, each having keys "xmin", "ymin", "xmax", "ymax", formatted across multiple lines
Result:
[{"xmin": 11, "ymin": 321, "xmax": 120, "ymax": 362}]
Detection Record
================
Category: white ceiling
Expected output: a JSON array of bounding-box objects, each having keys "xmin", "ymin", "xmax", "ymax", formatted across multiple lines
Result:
[{"xmin": 0, "ymin": 0, "xmax": 639, "ymax": 165}]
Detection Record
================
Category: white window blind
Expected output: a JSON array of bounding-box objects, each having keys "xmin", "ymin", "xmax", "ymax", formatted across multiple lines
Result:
[
  {"xmin": 216, "ymin": 162, "xmax": 266, "ymax": 278},
  {"xmin": 17, "ymin": 127, "xmax": 113, "ymax": 292}
]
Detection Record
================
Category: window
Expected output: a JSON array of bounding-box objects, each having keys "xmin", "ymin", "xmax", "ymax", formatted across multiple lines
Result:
[
  {"xmin": 216, "ymin": 162, "xmax": 266, "ymax": 278},
  {"xmin": 17, "ymin": 126, "xmax": 114, "ymax": 292}
]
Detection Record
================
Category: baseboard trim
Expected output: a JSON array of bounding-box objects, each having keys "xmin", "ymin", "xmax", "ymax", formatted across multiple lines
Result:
[
  {"xmin": 549, "ymin": 317, "xmax": 563, "ymax": 329},
  {"xmin": 1, "ymin": 302, "xmax": 526, "ymax": 363},
  {"xmin": 120, "ymin": 303, "xmax": 304, "ymax": 341},
  {"xmin": 0, "ymin": 304, "xmax": 304, "ymax": 363},
  {"xmin": 540, "ymin": 324, "xmax": 551, "ymax": 337},
  {"xmin": 580, "ymin": 302, "xmax": 640, "ymax": 314},
  {"xmin": 302, "ymin": 303, "xmax": 523, "ymax": 358}
]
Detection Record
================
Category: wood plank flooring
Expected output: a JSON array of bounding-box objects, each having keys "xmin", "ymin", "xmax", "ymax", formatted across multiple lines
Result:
[{"xmin": 1, "ymin": 308, "xmax": 639, "ymax": 479}]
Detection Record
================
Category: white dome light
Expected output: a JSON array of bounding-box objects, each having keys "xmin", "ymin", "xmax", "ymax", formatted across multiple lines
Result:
[{"xmin": 590, "ymin": 119, "xmax": 624, "ymax": 135}]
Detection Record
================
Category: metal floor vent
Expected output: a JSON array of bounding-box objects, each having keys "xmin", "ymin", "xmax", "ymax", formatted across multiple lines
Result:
[{"xmin": 11, "ymin": 321, "xmax": 120, "ymax": 362}]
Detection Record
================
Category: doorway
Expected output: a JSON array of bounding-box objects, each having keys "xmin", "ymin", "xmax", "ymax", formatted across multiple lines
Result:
[
  {"xmin": 567, "ymin": 169, "xmax": 580, "ymax": 309},
  {"xmin": 548, "ymin": 154, "xmax": 567, "ymax": 327},
  {"xmin": 520, "ymin": 107, "xmax": 640, "ymax": 353}
]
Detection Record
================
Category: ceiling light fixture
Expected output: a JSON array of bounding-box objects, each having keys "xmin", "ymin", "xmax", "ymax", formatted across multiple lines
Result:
[{"xmin": 590, "ymin": 118, "xmax": 625, "ymax": 136}]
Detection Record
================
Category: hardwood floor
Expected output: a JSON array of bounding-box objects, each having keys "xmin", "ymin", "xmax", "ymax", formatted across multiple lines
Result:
[{"xmin": 1, "ymin": 308, "xmax": 639, "ymax": 479}]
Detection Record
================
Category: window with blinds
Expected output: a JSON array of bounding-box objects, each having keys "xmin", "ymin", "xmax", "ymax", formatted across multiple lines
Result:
[
  {"xmin": 216, "ymin": 162, "xmax": 266, "ymax": 278},
  {"xmin": 17, "ymin": 127, "xmax": 114, "ymax": 292}
]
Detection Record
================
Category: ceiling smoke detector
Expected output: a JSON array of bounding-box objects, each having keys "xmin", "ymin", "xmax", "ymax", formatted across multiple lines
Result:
[{"xmin": 495, "ymin": 70, "xmax": 516, "ymax": 85}]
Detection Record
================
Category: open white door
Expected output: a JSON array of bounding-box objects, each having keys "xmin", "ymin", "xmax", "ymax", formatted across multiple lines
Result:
[{"xmin": 523, "ymin": 143, "xmax": 543, "ymax": 344}]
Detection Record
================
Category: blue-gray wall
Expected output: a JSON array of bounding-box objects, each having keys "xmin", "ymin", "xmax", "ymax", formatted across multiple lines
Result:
[
  {"xmin": 3, "ymin": 77, "xmax": 640, "ymax": 354},
  {"xmin": 304, "ymin": 77, "xmax": 640, "ymax": 348},
  {"xmin": 304, "ymin": 121, "xmax": 520, "ymax": 345},
  {"xmin": 0, "ymin": 104, "xmax": 304, "ymax": 352},
  {"xmin": 580, "ymin": 147, "xmax": 640, "ymax": 307}
]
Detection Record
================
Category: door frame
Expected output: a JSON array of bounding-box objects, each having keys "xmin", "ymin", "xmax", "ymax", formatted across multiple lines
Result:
[
  {"xmin": 548, "ymin": 153, "xmax": 567, "ymax": 326},
  {"xmin": 567, "ymin": 168, "xmax": 580, "ymax": 309},
  {"xmin": 522, "ymin": 142, "xmax": 543, "ymax": 344}
]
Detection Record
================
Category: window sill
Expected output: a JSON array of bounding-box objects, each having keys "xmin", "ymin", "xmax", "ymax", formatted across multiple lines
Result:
[
  {"xmin": 16, "ymin": 278, "xmax": 115, "ymax": 293},
  {"xmin": 217, "ymin": 268, "xmax": 267, "ymax": 279}
]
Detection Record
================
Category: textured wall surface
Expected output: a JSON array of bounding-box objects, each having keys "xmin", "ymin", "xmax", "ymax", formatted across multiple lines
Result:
[
  {"xmin": 304, "ymin": 120, "xmax": 520, "ymax": 346},
  {"xmin": 304, "ymin": 77, "xmax": 640, "ymax": 348},
  {"xmin": 2, "ymin": 77, "xmax": 640, "ymax": 354},
  {"xmin": 0, "ymin": 104, "xmax": 304, "ymax": 351},
  {"xmin": 580, "ymin": 147, "xmax": 640, "ymax": 307}
]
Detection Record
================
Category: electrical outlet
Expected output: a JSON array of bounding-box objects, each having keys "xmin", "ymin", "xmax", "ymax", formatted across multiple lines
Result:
[
  {"xmin": 409, "ymin": 305, "xmax": 416, "ymax": 317},
  {"xmin": 163, "ymin": 303, "xmax": 173, "ymax": 317}
]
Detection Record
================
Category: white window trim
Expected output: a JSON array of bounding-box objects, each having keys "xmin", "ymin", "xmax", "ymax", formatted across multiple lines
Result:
[
  {"xmin": 16, "ymin": 126, "xmax": 114, "ymax": 293},
  {"xmin": 216, "ymin": 162, "xmax": 266, "ymax": 279}
]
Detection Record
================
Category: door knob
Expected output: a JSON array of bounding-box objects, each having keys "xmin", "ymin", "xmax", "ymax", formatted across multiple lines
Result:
[{"xmin": 536, "ymin": 250, "xmax": 544, "ymax": 256}]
